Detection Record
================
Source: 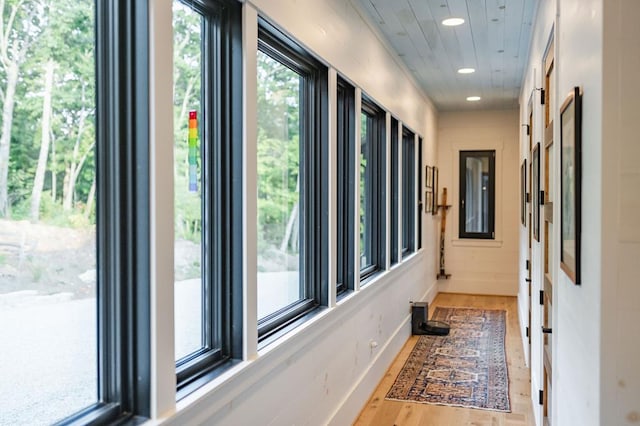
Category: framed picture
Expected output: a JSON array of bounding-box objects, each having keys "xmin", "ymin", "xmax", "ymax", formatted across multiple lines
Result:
[
  {"xmin": 560, "ymin": 86, "xmax": 582, "ymax": 284},
  {"xmin": 425, "ymin": 190, "xmax": 432, "ymax": 213},
  {"xmin": 432, "ymin": 166, "xmax": 439, "ymax": 215},
  {"xmin": 425, "ymin": 166, "xmax": 433, "ymax": 189},
  {"xmin": 532, "ymin": 143, "xmax": 540, "ymax": 241},
  {"xmin": 520, "ymin": 159, "xmax": 527, "ymax": 225}
]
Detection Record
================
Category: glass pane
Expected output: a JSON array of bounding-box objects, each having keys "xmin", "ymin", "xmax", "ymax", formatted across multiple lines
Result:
[
  {"xmin": 464, "ymin": 155, "xmax": 490, "ymax": 233},
  {"xmin": 173, "ymin": 1, "xmax": 203, "ymax": 361},
  {"xmin": 360, "ymin": 113, "xmax": 370, "ymax": 269},
  {"xmin": 0, "ymin": 2, "xmax": 97, "ymax": 423},
  {"xmin": 402, "ymin": 133, "xmax": 414, "ymax": 252},
  {"xmin": 390, "ymin": 120, "xmax": 398, "ymax": 265},
  {"xmin": 256, "ymin": 51, "xmax": 301, "ymax": 320}
]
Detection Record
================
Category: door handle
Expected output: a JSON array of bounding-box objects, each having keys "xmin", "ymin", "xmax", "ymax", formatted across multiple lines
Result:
[{"xmin": 541, "ymin": 327, "xmax": 552, "ymax": 334}]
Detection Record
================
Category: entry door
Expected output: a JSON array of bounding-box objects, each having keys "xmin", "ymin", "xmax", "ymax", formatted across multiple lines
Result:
[{"xmin": 541, "ymin": 36, "xmax": 555, "ymax": 426}]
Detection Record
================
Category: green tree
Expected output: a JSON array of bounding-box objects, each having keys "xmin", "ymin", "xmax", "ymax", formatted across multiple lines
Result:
[
  {"xmin": 256, "ymin": 51, "xmax": 301, "ymax": 260},
  {"xmin": 0, "ymin": 0, "xmax": 49, "ymax": 217}
]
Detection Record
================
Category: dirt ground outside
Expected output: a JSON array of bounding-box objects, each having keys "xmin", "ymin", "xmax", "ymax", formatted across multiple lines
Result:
[{"xmin": 0, "ymin": 219, "xmax": 96, "ymax": 298}]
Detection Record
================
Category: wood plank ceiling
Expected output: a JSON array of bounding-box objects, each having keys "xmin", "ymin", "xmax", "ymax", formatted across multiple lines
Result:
[{"xmin": 355, "ymin": 0, "xmax": 537, "ymax": 111}]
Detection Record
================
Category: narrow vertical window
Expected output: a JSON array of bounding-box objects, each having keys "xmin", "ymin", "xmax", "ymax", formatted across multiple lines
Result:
[
  {"xmin": 402, "ymin": 128, "xmax": 415, "ymax": 256},
  {"xmin": 459, "ymin": 150, "xmax": 495, "ymax": 239},
  {"xmin": 257, "ymin": 20, "xmax": 327, "ymax": 340},
  {"xmin": 336, "ymin": 77, "xmax": 355, "ymax": 296},
  {"xmin": 389, "ymin": 118, "xmax": 399, "ymax": 265},
  {"xmin": 173, "ymin": 0, "xmax": 243, "ymax": 395},
  {"xmin": 360, "ymin": 97, "xmax": 385, "ymax": 281},
  {"xmin": 173, "ymin": 0, "xmax": 204, "ymax": 363},
  {"xmin": 417, "ymin": 137, "xmax": 423, "ymax": 249}
]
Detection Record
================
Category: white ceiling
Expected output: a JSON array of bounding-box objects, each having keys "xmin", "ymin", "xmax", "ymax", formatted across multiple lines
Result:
[{"xmin": 355, "ymin": 0, "xmax": 537, "ymax": 111}]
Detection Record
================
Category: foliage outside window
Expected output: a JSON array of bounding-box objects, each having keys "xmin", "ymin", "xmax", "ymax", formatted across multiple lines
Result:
[
  {"xmin": 0, "ymin": 1, "xmax": 98, "ymax": 423},
  {"xmin": 459, "ymin": 150, "xmax": 495, "ymax": 239}
]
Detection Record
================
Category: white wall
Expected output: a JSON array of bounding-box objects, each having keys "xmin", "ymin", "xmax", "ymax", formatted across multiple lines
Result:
[
  {"xmin": 520, "ymin": 0, "xmax": 608, "ymax": 425},
  {"xmin": 436, "ymin": 109, "xmax": 520, "ymax": 296},
  {"xmin": 601, "ymin": 0, "xmax": 640, "ymax": 424},
  {"xmin": 152, "ymin": 0, "xmax": 440, "ymax": 424},
  {"xmin": 554, "ymin": 2, "xmax": 604, "ymax": 425}
]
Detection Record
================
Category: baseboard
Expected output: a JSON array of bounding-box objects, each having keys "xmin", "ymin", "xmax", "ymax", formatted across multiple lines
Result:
[
  {"xmin": 327, "ymin": 280, "xmax": 438, "ymax": 425},
  {"xmin": 438, "ymin": 279, "xmax": 518, "ymax": 296}
]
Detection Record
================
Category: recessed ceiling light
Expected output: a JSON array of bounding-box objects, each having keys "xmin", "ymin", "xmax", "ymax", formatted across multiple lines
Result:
[
  {"xmin": 458, "ymin": 67, "xmax": 475, "ymax": 74},
  {"xmin": 442, "ymin": 17, "xmax": 465, "ymax": 26},
  {"xmin": 466, "ymin": 96, "xmax": 481, "ymax": 102}
]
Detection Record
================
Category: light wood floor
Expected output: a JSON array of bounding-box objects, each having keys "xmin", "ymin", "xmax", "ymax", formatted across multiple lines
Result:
[{"xmin": 354, "ymin": 293, "xmax": 534, "ymax": 426}]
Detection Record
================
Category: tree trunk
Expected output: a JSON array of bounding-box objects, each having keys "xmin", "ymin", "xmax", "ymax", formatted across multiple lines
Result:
[
  {"xmin": 0, "ymin": 62, "xmax": 18, "ymax": 217},
  {"xmin": 30, "ymin": 60, "xmax": 55, "ymax": 222},
  {"xmin": 51, "ymin": 131, "xmax": 56, "ymax": 202},
  {"xmin": 63, "ymin": 83, "xmax": 88, "ymax": 211},
  {"xmin": 279, "ymin": 176, "xmax": 300, "ymax": 253},
  {"xmin": 84, "ymin": 177, "xmax": 95, "ymax": 219}
]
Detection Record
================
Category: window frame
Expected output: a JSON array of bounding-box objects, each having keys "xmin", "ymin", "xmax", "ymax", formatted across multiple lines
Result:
[
  {"xmin": 417, "ymin": 136, "xmax": 423, "ymax": 249},
  {"xmin": 336, "ymin": 76, "xmax": 355, "ymax": 296},
  {"xmin": 256, "ymin": 18, "xmax": 328, "ymax": 342},
  {"xmin": 389, "ymin": 118, "xmax": 399, "ymax": 266},
  {"xmin": 401, "ymin": 127, "xmax": 415, "ymax": 256},
  {"xmin": 173, "ymin": 0, "xmax": 244, "ymax": 398},
  {"xmin": 458, "ymin": 150, "xmax": 496, "ymax": 240},
  {"xmin": 359, "ymin": 96, "xmax": 386, "ymax": 281},
  {"xmin": 59, "ymin": 1, "xmax": 151, "ymax": 423}
]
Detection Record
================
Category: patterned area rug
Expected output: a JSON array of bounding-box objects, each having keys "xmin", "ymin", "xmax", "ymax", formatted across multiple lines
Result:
[{"xmin": 386, "ymin": 307, "xmax": 510, "ymax": 412}]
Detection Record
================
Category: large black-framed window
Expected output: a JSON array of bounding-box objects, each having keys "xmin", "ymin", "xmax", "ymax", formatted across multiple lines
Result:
[
  {"xmin": 417, "ymin": 137, "xmax": 423, "ymax": 249},
  {"xmin": 459, "ymin": 150, "xmax": 495, "ymax": 239},
  {"xmin": 401, "ymin": 128, "xmax": 415, "ymax": 256},
  {"xmin": 336, "ymin": 76, "xmax": 355, "ymax": 296},
  {"xmin": 389, "ymin": 118, "xmax": 399, "ymax": 266},
  {"xmin": 58, "ymin": 1, "xmax": 151, "ymax": 423},
  {"xmin": 256, "ymin": 19, "xmax": 328, "ymax": 341},
  {"xmin": 173, "ymin": 0, "xmax": 243, "ymax": 397},
  {"xmin": 360, "ymin": 97, "xmax": 386, "ymax": 280}
]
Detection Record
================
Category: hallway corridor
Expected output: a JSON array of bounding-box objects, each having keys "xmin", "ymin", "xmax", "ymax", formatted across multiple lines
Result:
[{"xmin": 355, "ymin": 294, "xmax": 534, "ymax": 425}]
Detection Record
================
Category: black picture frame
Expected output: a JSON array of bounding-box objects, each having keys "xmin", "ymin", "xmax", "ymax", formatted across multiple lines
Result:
[
  {"xmin": 560, "ymin": 86, "xmax": 582, "ymax": 285},
  {"xmin": 431, "ymin": 166, "xmax": 438, "ymax": 215},
  {"xmin": 425, "ymin": 190, "xmax": 432, "ymax": 213},
  {"xmin": 521, "ymin": 159, "xmax": 527, "ymax": 225},
  {"xmin": 532, "ymin": 143, "xmax": 540, "ymax": 241},
  {"xmin": 425, "ymin": 165, "xmax": 432, "ymax": 189}
]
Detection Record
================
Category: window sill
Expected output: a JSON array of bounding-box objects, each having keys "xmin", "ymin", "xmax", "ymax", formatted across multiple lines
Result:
[{"xmin": 451, "ymin": 239, "xmax": 503, "ymax": 248}]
